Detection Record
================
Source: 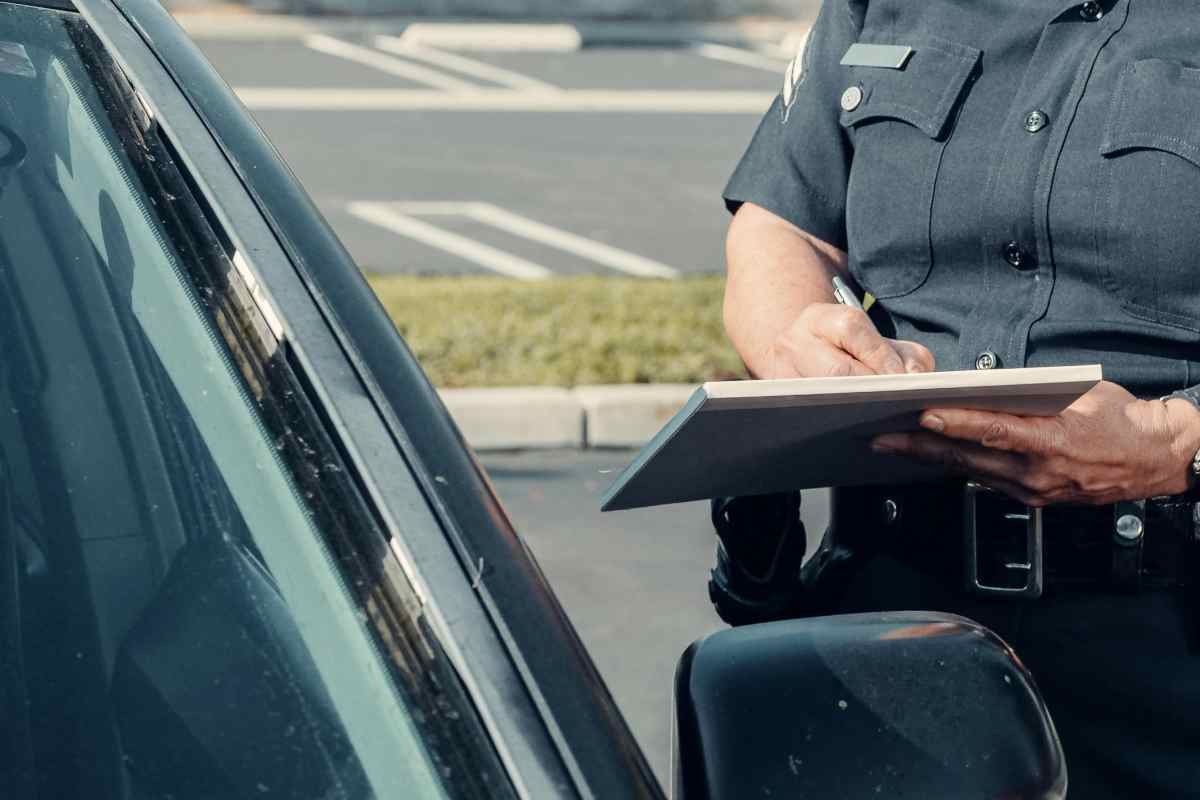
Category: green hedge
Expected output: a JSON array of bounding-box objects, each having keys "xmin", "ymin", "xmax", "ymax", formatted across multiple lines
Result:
[{"xmin": 366, "ymin": 275, "xmax": 747, "ymax": 388}]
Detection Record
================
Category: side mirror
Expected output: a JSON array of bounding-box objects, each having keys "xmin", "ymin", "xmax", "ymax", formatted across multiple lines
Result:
[{"xmin": 673, "ymin": 612, "xmax": 1065, "ymax": 799}]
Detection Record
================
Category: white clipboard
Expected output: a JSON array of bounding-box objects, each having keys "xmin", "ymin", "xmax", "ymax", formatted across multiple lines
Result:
[{"xmin": 601, "ymin": 365, "xmax": 1102, "ymax": 512}]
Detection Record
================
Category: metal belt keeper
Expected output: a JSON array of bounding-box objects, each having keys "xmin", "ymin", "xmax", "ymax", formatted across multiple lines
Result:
[
  {"xmin": 964, "ymin": 482, "xmax": 1045, "ymax": 598},
  {"xmin": 1111, "ymin": 499, "xmax": 1146, "ymax": 591}
]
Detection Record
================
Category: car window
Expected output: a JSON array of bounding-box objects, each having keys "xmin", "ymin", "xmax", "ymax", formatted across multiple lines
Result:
[{"xmin": 0, "ymin": 6, "xmax": 510, "ymax": 799}]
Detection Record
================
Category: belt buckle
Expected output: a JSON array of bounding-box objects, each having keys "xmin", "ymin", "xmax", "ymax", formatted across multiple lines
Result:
[{"xmin": 964, "ymin": 482, "xmax": 1044, "ymax": 598}]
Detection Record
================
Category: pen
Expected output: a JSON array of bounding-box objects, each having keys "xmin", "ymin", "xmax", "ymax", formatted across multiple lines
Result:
[{"xmin": 832, "ymin": 275, "xmax": 866, "ymax": 312}]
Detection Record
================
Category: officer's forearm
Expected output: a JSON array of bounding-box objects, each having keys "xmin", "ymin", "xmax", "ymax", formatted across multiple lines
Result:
[{"xmin": 723, "ymin": 202, "xmax": 849, "ymax": 378}]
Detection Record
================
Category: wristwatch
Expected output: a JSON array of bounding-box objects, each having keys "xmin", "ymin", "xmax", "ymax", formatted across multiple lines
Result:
[{"xmin": 1164, "ymin": 388, "xmax": 1200, "ymax": 494}]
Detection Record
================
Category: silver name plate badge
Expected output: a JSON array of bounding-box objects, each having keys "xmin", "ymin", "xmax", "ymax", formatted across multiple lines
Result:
[{"xmin": 840, "ymin": 43, "xmax": 915, "ymax": 69}]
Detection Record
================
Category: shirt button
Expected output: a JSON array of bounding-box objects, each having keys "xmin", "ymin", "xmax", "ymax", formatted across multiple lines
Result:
[
  {"xmin": 976, "ymin": 351, "xmax": 999, "ymax": 371},
  {"xmin": 1002, "ymin": 240, "xmax": 1032, "ymax": 270},
  {"xmin": 840, "ymin": 85, "xmax": 864, "ymax": 112},
  {"xmin": 1079, "ymin": 1, "xmax": 1103, "ymax": 20},
  {"xmin": 1024, "ymin": 110, "xmax": 1049, "ymax": 133}
]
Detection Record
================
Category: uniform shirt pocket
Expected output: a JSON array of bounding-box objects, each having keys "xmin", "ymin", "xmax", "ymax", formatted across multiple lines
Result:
[
  {"xmin": 1099, "ymin": 58, "xmax": 1200, "ymax": 333},
  {"xmin": 839, "ymin": 36, "xmax": 980, "ymax": 299}
]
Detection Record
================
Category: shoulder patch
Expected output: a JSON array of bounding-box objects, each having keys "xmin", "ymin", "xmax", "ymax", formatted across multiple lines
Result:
[{"xmin": 781, "ymin": 31, "xmax": 811, "ymax": 123}]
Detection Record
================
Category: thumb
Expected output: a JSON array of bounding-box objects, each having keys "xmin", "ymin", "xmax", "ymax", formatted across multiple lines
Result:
[{"xmin": 892, "ymin": 340, "xmax": 936, "ymax": 374}]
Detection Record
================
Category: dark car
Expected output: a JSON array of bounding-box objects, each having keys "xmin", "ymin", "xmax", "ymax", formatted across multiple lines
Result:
[{"xmin": 0, "ymin": 1, "xmax": 1067, "ymax": 798}]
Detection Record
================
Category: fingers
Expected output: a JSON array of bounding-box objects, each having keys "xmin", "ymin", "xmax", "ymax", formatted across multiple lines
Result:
[
  {"xmin": 918, "ymin": 409, "xmax": 1067, "ymax": 455},
  {"xmin": 782, "ymin": 340, "xmax": 880, "ymax": 378},
  {"xmin": 776, "ymin": 304, "xmax": 935, "ymax": 378},
  {"xmin": 873, "ymin": 431, "xmax": 1032, "ymax": 485},
  {"xmin": 872, "ymin": 432, "xmax": 1061, "ymax": 506},
  {"xmin": 814, "ymin": 306, "xmax": 906, "ymax": 375},
  {"xmin": 892, "ymin": 340, "xmax": 936, "ymax": 374}
]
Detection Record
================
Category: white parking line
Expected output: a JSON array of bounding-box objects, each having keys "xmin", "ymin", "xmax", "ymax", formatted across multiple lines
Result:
[
  {"xmin": 691, "ymin": 43, "xmax": 790, "ymax": 73},
  {"xmin": 236, "ymin": 88, "xmax": 774, "ymax": 113},
  {"xmin": 348, "ymin": 202, "xmax": 553, "ymax": 280},
  {"xmin": 375, "ymin": 36, "xmax": 560, "ymax": 92},
  {"xmin": 395, "ymin": 23, "xmax": 583, "ymax": 52},
  {"xmin": 778, "ymin": 29, "xmax": 813, "ymax": 60},
  {"xmin": 754, "ymin": 31, "xmax": 813, "ymax": 62},
  {"xmin": 459, "ymin": 204, "xmax": 679, "ymax": 279},
  {"xmin": 352, "ymin": 201, "xmax": 681, "ymax": 278},
  {"xmin": 304, "ymin": 35, "xmax": 477, "ymax": 92}
]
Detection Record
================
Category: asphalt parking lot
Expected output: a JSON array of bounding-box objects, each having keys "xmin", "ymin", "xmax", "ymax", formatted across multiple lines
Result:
[
  {"xmin": 190, "ymin": 21, "xmax": 798, "ymax": 279},
  {"xmin": 482, "ymin": 449, "xmax": 831, "ymax": 784}
]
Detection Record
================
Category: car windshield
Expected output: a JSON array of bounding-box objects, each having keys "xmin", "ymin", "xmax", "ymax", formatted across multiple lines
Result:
[{"xmin": 0, "ymin": 7, "xmax": 506, "ymax": 799}]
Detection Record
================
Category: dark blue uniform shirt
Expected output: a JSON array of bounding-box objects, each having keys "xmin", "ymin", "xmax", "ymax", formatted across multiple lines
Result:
[{"xmin": 725, "ymin": 0, "xmax": 1200, "ymax": 398}]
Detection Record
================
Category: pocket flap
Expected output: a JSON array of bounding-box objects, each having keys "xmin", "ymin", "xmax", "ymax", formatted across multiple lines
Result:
[
  {"xmin": 1101, "ymin": 59, "xmax": 1200, "ymax": 170},
  {"xmin": 839, "ymin": 36, "xmax": 981, "ymax": 139}
]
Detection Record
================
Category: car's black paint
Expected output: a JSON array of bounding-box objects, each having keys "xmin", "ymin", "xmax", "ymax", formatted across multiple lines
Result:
[
  {"xmin": 674, "ymin": 612, "xmax": 1067, "ymax": 800},
  {"xmin": 77, "ymin": 1, "xmax": 663, "ymax": 797}
]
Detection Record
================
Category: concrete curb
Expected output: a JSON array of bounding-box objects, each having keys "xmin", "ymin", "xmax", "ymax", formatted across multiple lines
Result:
[
  {"xmin": 440, "ymin": 384, "xmax": 696, "ymax": 451},
  {"xmin": 171, "ymin": 13, "xmax": 810, "ymax": 47}
]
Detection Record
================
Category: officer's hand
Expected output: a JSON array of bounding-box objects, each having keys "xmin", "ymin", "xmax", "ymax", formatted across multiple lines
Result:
[
  {"xmin": 871, "ymin": 380, "xmax": 1200, "ymax": 506},
  {"xmin": 766, "ymin": 303, "xmax": 935, "ymax": 379}
]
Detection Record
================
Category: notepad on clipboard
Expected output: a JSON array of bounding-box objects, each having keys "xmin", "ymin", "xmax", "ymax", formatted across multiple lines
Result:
[{"xmin": 600, "ymin": 365, "xmax": 1103, "ymax": 512}]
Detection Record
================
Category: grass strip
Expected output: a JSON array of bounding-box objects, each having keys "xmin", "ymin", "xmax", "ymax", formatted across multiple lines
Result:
[{"xmin": 366, "ymin": 275, "xmax": 748, "ymax": 388}]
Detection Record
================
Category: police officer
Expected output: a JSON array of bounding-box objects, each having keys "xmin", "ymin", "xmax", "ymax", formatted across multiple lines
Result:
[{"xmin": 714, "ymin": 1, "xmax": 1200, "ymax": 796}]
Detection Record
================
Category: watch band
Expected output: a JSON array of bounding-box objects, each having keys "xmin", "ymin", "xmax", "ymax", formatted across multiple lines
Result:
[
  {"xmin": 1164, "ymin": 388, "xmax": 1200, "ymax": 493},
  {"xmin": 1167, "ymin": 385, "xmax": 1200, "ymax": 409}
]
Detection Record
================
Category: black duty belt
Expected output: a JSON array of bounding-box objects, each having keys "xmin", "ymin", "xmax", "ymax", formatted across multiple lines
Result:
[{"xmin": 828, "ymin": 483, "xmax": 1200, "ymax": 598}]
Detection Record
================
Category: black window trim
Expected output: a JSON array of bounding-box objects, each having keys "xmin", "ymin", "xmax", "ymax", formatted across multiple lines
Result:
[{"xmin": 63, "ymin": 1, "xmax": 663, "ymax": 799}]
